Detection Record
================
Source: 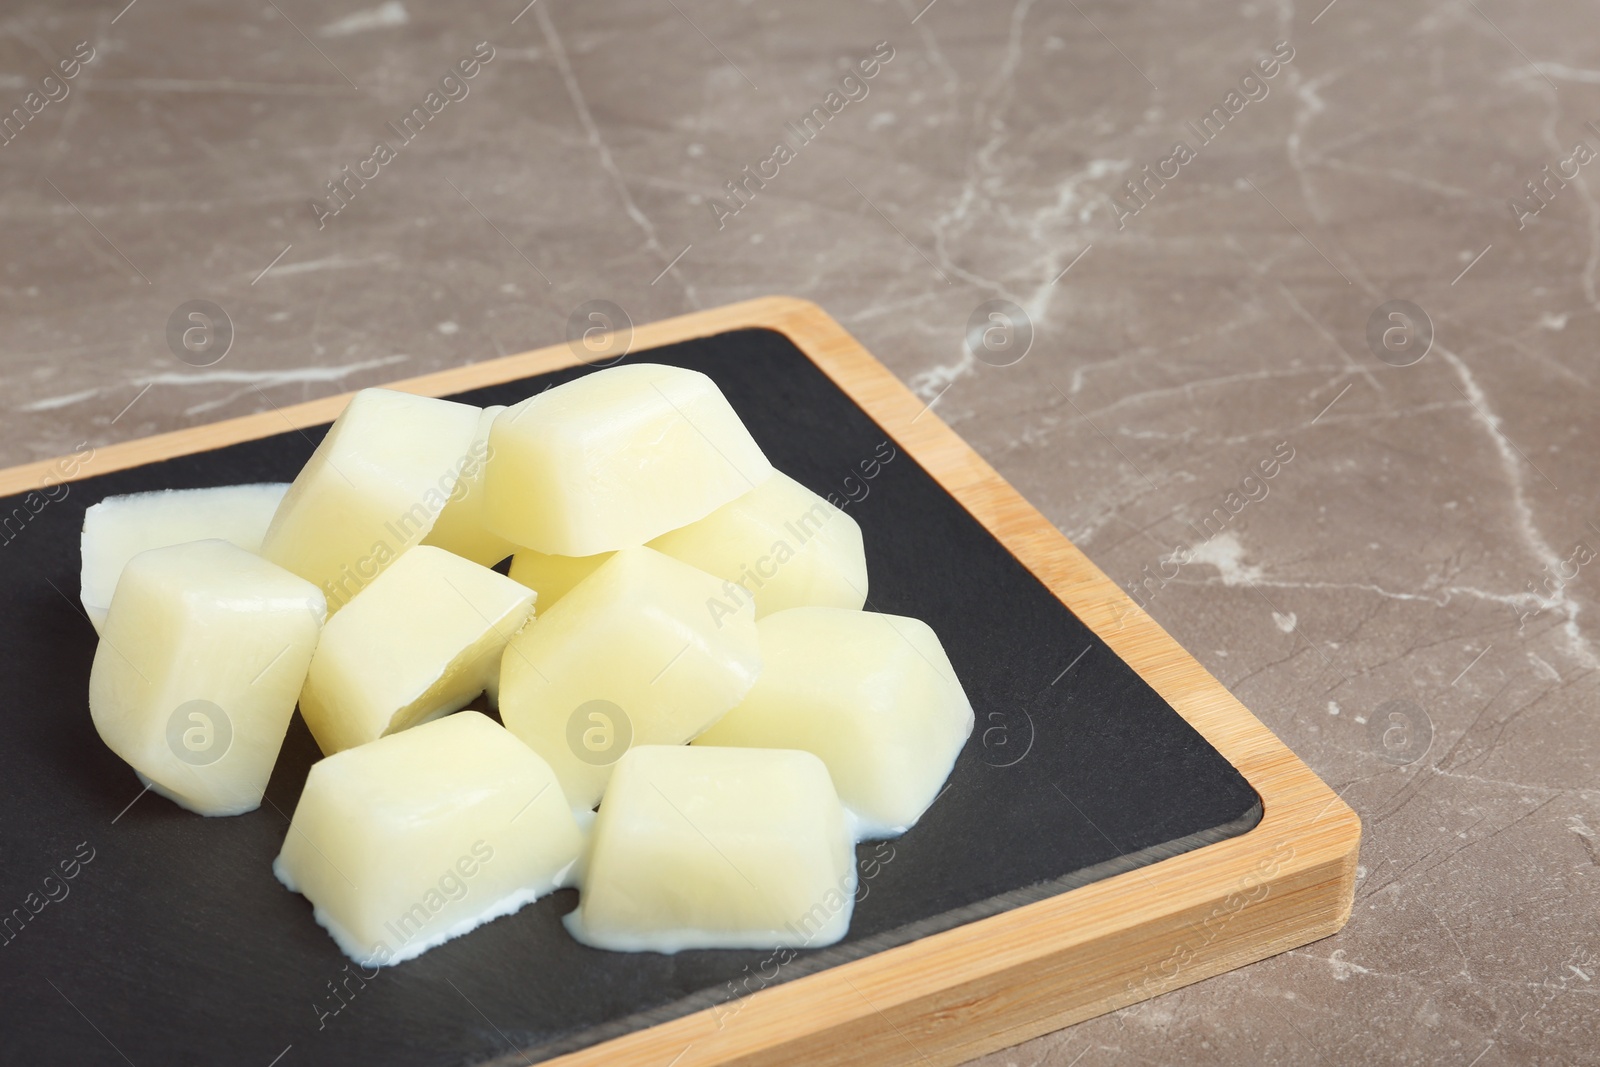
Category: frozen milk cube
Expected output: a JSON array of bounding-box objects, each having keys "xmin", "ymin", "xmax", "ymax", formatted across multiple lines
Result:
[
  {"xmin": 649, "ymin": 471, "xmax": 867, "ymax": 618},
  {"xmin": 507, "ymin": 547, "xmax": 612, "ymax": 611},
  {"xmin": 261, "ymin": 388, "xmax": 482, "ymax": 612},
  {"xmin": 79, "ymin": 483, "xmax": 290, "ymax": 634},
  {"xmin": 422, "ymin": 405, "xmax": 520, "ymax": 567},
  {"xmin": 486, "ymin": 363, "xmax": 774, "ymax": 555},
  {"xmin": 498, "ymin": 546, "xmax": 761, "ymax": 810},
  {"xmin": 566, "ymin": 745, "xmax": 856, "ymax": 952},
  {"xmin": 695, "ymin": 607, "xmax": 974, "ymax": 836},
  {"xmin": 274, "ymin": 712, "xmax": 582, "ymax": 966},
  {"xmin": 298, "ymin": 546, "xmax": 535, "ymax": 755},
  {"xmin": 88, "ymin": 539, "xmax": 325, "ymax": 817}
]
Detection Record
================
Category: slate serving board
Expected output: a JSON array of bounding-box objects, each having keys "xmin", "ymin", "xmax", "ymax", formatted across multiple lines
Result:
[{"xmin": 0, "ymin": 326, "xmax": 1259, "ymax": 1067}]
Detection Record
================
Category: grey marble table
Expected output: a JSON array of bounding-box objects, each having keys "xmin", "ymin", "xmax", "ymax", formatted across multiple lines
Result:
[{"xmin": 3, "ymin": 1, "xmax": 1596, "ymax": 1064}]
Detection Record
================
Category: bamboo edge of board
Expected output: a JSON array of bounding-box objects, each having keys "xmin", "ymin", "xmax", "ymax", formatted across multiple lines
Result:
[{"xmin": 3, "ymin": 296, "xmax": 1361, "ymax": 1067}]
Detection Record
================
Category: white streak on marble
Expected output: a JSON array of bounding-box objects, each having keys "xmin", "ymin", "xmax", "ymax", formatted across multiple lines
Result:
[
  {"xmin": 319, "ymin": 1, "xmax": 407, "ymax": 37},
  {"xmin": 922, "ymin": 0, "xmax": 1035, "ymax": 294},
  {"xmin": 1282, "ymin": 61, "xmax": 1336, "ymax": 226},
  {"xmin": 1068, "ymin": 355, "xmax": 1132, "ymax": 396},
  {"xmin": 1437, "ymin": 343, "xmax": 1598, "ymax": 669},
  {"xmin": 494, "ymin": 48, "xmax": 547, "ymax": 64},
  {"xmin": 1527, "ymin": 62, "xmax": 1600, "ymax": 84},
  {"xmin": 17, "ymin": 387, "xmax": 104, "ymax": 413},
  {"xmin": 270, "ymin": 254, "xmax": 397, "ymax": 277},
  {"xmin": 1185, "ymin": 531, "xmax": 1264, "ymax": 587},
  {"xmin": 1180, "ymin": 575, "xmax": 1544, "ymax": 611},
  {"xmin": 895, "ymin": 0, "xmax": 963, "ymax": 98},
  {"xmin": 1296, "ymin": 195, "xmax": 1595, "ymax": 671},
  {"xmin": 1536, "ymin": 90, "xmax": 1600, "ymax": 314},
  {"xmin": 136, "ymin": 355, "xmax": 410, "ymax": 417},
  {"xmin": 907, "ymin": 348, "xmax": 976, "ymax": 400},
  {"xmin": 1018, "ymin": 160, "xmax": 1127, "ymax": 321},
  {"xmin": 533, "ymin": 4, "xmax": 697, "ymax": 308},
  {"xmin": 1324, "ymin": 948, "xmax": 1374, "ymax": 981},
  {"xmin": 1268, "ymin": 278, "xmax": 1385, "ymax": 398},
  {"xmin": 135, "ymin": 356, "xmax": 409, "ymax": 389},
  {"xmin": 1315, "ymin": 157, "xmax": 1491, "ymax": 205},
  {"xmin": 844, "ymin": 291, "xmax": 945, "ymax": 325},
  {"xmin": 1448, "ymin": 315, "xmax": 1592, "ymax": 392},
  {"xmin": 924, "ymin": 0, "xmax": 1044, "ymax": 306},
  {"xmin": 1433, "ymin": 768, "xmax": 1600, "ymax": 800},
  {"xmin": 1076, "ymin": 365, "xmax": 1354, "ymax": 423},
  {"xmin": 908, "ymin": 0, "xmax": 1123, "ymax": 400},
  {"xmin": 1526, "ymin": 652, "xmax": 1562, "ymax": 683},
  {"xmin": 1119, "ymin": 400, "xmax": 1473, "ymax": 445},
  {"xmin": 82, "ymin": 79, "xmax": 353, "ymax": 96}
]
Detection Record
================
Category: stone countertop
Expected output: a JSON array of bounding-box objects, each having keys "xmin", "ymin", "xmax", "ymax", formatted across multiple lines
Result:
[{"xmin": 4, "ymin": 0, "xmax": 1596, "ymax": 1064}]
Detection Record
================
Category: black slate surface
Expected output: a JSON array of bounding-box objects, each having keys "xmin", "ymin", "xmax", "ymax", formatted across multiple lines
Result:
[{"xmin": 0, "ymin": 328, "xmax": 1260, "ymax": 1067}]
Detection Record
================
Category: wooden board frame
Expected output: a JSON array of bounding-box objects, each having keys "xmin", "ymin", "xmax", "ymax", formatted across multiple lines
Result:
[{"xmin": 0, "ymin": 296, "xmax": 1360, "ymax": 1066}]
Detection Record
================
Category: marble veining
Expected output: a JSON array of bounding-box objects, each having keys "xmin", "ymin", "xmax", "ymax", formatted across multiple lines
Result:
[{"xmin": 2, "ymin": 0, "xmax": 1597, "ymax": 1063}]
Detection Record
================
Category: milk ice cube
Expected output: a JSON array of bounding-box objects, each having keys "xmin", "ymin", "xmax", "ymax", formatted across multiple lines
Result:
[
  {"xmin": 298, "ymin": 546, "xmax": 534, "ymax": 755},
  {"xmin": 497, "ymin": 546, "xmax": 760, "ymax": 810},
  {"xmin": 565, "ymin": 745, "xmax": 855, "ymax": 952},
  {"xmin": 695, "ymin": 607, "xmax": 973, "ymax": 836},
  {"xmin": 88, "ymin": 539, "xmax": 325, "ymax": 816},
  {"xmin": 274, "ymin": 712, "xmax": 581, "ymax": 965},
  {"xmin": 486, "ymin": 363, "xmax": 772, "ymax": 555}
]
